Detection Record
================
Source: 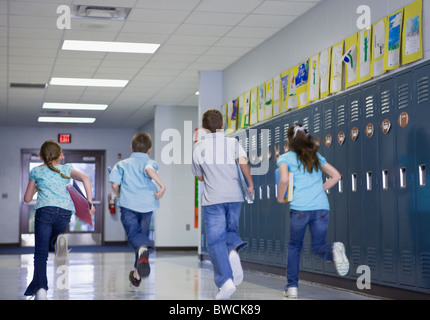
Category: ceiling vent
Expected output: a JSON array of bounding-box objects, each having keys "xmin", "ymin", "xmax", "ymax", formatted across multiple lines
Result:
[
  {"xmin": 10, "ymin": 83, "xmax": 47, "ymax": 89},
  {"xmin": 72, "ymin": 5, "xmax": 131, "ymax": 21}
]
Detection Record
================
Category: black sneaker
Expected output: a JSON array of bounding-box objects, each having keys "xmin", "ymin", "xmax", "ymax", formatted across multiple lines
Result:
[
  {"xmin": 129, "ymin": 271, "xmax": 141, "ymax": 288},
  {"xmin": 137, "ymin": 246, "xmax": 150, "ymax": 278}
]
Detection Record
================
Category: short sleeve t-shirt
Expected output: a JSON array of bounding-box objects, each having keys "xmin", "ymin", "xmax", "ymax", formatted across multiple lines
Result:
[
  {"xmin": 30, "ymin": 163, "xmax": 75, "ymax": 212},
  {"xmin": 277, "ymin": 151, "xmax": 329, "ymax": 211}
]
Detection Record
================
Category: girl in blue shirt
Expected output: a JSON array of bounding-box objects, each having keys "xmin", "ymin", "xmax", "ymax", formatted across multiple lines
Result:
[
  {"xmin": 277, "ymin": 124, "xmax": 349, "ymax": 299},
  {"xmin": 23, "ymin": 140, "xmax": 95, "ymax": 299}
]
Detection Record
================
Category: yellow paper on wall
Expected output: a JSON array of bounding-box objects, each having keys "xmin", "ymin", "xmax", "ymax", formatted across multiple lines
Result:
[
  {"xmin": 308, "ymin": 53, "xmax": 320, "ymax": 102},
  {"xmin": 330, "ymin": 41, "xmax": 344, "ymax": 94},
  {"xmin": 237, "ymin": 95, "xmax": 245, "ymax": 130},
  {"xmin": 357, "ymin": 28, "xmax": 373, "ymax": 83},
  {"xmin": 226, "ymin": 99, "xmax": 237, "ymax": 134},
  {"xmin": 250, "ymin": 87, "xmax": 258, "ymax": 125},
  {"xmin": 343, "ymin": 33, "xmax": 358, "ymax": 89},
  {"xmin": 280, "ymin": 69, "xmax": 291, "ymax": 112},
  {"xmin": 221, "ymin": 103, "xmax": 228, "ymax": 132},
  {"xmin": 273, "ymin": 74, "xmax": 281, "ymax": 116},
  {"xmin": 257, "ymin": 83, "xmax": 265, "ymax": 123},
  {"xmin": 402, "ymin": 0, "xmax": 423, "ymax": 65},
  {"xmin": 319, "ymin": 47, "xmax": 331, "ymax": 99},
  {"xmin": 384, "ymin": 8, "xmax": 403, "ymax": 71},
  {"xmin": 372, "ymin": 17, "xmax": 387, "ymax": 77},
  {"xmin": 265, "ymin": 78, "xmax": 273, "ymax": 120},
  {"xmin": 242, "ymin": 91, "xmax": 251, "ymax": 128},
  {"xmin": 295, "ymin": 60, "xmax": 309, "ymax": 109}
]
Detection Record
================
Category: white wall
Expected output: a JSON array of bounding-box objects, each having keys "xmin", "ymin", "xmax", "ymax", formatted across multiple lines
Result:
[{"xmin": 223, "ymin": 0, "xmax": 430, "ymax": 103}]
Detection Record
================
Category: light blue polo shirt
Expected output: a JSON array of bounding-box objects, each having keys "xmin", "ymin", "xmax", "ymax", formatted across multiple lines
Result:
[
  {"xmin": 277, "ymin": 151, "xmax": 329, "ymax": 211},
  {"xmin": 109, "ymin": 153, "xmax": 159, "ymax": 213}
]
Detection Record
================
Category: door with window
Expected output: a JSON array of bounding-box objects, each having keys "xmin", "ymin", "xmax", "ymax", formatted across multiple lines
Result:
[{"xmin": 20, "ymin": 149, "xmax": 105, "ymax": 246}]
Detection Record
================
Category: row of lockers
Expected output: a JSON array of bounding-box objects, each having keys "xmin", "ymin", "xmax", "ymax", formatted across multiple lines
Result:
[{"xmin": 200, "ymin": 60, "xmax": 430, "ymax": 294}]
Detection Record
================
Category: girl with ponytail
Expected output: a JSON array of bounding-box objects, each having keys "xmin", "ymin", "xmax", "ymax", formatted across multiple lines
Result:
[
  {"xmin": 276, "ymin": 124, "xmax": 348, "ymax": 299},
  {"xmin": 23, "ymin": 140, "xmax": 95, "ymax": 299}
]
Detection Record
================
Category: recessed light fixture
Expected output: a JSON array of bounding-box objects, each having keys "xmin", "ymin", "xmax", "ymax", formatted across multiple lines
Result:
[
  {"xmin": 62, "ymin": 40, "xmax": 160, "ymax": 54},
  {"xmin": 195, "ymin": 91, "xmax": 200, "ymax": 96},
  {"xmin": 43, "ymin": 103, "xmax": 108, "ymax": 111},
  {"xmin": 50, "ymin": 78, "xmax": 129, "ymax": 88},
  {"xmin": 38, "ymin": 117, "xmax": 96, "ymax": 124}
]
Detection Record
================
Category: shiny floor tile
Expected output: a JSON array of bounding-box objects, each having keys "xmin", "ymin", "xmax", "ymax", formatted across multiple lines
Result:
[{"xmin": 0, "ymin": 251, "xmax": 378, "ymax": 300}]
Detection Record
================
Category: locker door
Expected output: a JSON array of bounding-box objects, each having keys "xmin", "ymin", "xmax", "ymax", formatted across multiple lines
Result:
[
  {"xmin": 322, "ymin": 101, "xmax": 337, "ymax": 276},
  {"xmin": 248, "ymin": 125, "xmax": 260, "ymax": 263},
  {"xmin": 281, "ymin": 113, "xmax": 292, "ymax": 267},
  {"xmin": 347, "ymin": 90, "xmax": 364, "ymax": 275},
  {"xmin": 361, "ymin": 84, "xmax": 380, "ymax": 283},
  {"xmin": 395, "ymin": 70, "xmax": 416, "ymax": 288},
  {"xmin": 414, "ymin": 62, "xmax": 430, "ymax": 290},
  {"xmin": 378, "ymin": 77, "xmax": 398, "ymax": 284}
]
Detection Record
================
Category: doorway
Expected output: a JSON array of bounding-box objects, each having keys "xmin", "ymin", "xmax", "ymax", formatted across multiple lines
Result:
[{"xmin": 20, "ymin": 149, "xmax": 105, "ymax": 246}]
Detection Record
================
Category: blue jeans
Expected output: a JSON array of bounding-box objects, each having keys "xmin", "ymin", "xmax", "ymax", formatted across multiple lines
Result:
[
  {"xmin": 286, "ymin": 210, "xmax": 334, "ymax": 289},
  {"xmin": 203, "ymin": 202, "xmax": 248, "ymax": 288},
  {"xmin": 120, "ymin": 207, "xmax": 154, "ymax": 269},
  {"xmin": 24, "ymin": 207, "xmax": 72, "ymax": 296}
]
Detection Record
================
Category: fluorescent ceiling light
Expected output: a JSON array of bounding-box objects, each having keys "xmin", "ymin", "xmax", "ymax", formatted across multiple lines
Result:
[
  {"xmin": 43, "ymin": 103, "xmax": 108, "ymax": 111},
  {"xmin": 38, "ymin": 117, "xmax": 96, "ymax": 124},
  {"xmin": 62, "ymin": 40, "xmax": 160, "ymax": 54},
  {"xmin": 50, "ymin": 78, "xmax": 128, "ymax": 87}
]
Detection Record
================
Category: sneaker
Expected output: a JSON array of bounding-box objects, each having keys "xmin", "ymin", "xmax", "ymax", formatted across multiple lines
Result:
[
  {"xmin": 215, "ymin": 279, "xmax": 236, "ymax": 300},
  {"xmin": 137, "ymin": 246, "xmax": 150, "ymax": 278},
  {"xmin": 333, "ymin": 242, "xmax": 349, "ymax": 276},
  {"xmin": 35, "ymin": 288, "xmax": 47, "ymax": 300},
  {"xmin": 129, "ymin": 270, "xmax": 141, "ymax": 288},
  {"xmin": 283, "ymin": 287, "xmax": 298, "ymax": 299},
  {"xmin": 229, "ymin": 250, "xmax": 244, "ymax": 286},
  {"xmin": 55, "ymin": 234, "xmax": 69, "ymax": 266}
]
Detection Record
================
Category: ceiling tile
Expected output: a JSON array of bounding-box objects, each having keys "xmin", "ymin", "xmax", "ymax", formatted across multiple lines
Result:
[{"xmin": 195, "ymin": 0, "xmax": 262, "ymax": 13}]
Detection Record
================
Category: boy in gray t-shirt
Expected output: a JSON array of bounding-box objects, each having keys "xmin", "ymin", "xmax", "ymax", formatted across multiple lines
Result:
[{"xmin": 192, "ymin": 109, "xmax": 254, "ymax": 300}]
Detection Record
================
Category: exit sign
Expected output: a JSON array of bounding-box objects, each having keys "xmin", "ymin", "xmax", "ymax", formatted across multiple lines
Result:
[{"xmin": 58, "ymin": 134, "xmax": 72, "ymax": 144}]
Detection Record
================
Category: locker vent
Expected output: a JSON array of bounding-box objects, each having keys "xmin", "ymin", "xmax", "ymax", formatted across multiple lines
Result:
[
  {"xmin": 303, "ymin": 117, "xmax": 310, "ymax": 130},
  {"xmin": 251, "ymin": 134, "xmax": 257, "ymax": 152},
  {"xmin": 381, "ymin": 90, "xmax": 392, "ymax": 114},
  {"xmin": 365, "ymin": 95, "xmax": 375, "ymax": 118},
  {"xmin": 367, "ymin": 247, "xmax": 377, "ymax": 271},
  {"xmin": 417, "ymin": 76, "xmax": 429, "ymax": 104},
  {"xmin": 324, "ymin": 109, "xmax": 333, "ymax": 130},
  {"xmin": 350, "ymin": 100, "xmax": 359, "ymax": 122},
  {"xmin": 283, "ymin": 123, "xmax": 290, "ymax": 139},
  {"xmin": 275, "ymin": 240, "xmax": 281, "ymax": 259},
  {"xmin": 313, "ymin": 112, "xmax": 321, "ymax": 133},
  {"xmin": 421, "ymin": 253, "xmax": 430, "ymax": 279},
  {"xmin": 245, "ymin": 137, "xmax": 249, "ymax": 154},
  {"xmin": 259, "ymin": 239, "xmax": 265, "ymax": 257},
  {"xmin": 337, "ymin": 105, "xmax": 346, "ymax": 126},
  {"xmin": 266, "ymin": 239, "xmax": 273, "ymax": 259},
  {"xmin": 398, "ymin": 83, "xmax": 409, "ymax": 109},
  {"xmin": 351, "ymin": 246, "xmax": 361, "ymax": 268},
  {"xmin": 251, "ymin": 238, "xmax": 258, "ymax": 255},
  {"xmin": 267, "ymin": 129, "xmax": 272, "ymax": 147},
  {"xmin": 383, "ymin": 249, "xmax": 395, "ymax": 273},
  {"xmin": 274, "ymin": 126, "xmax": 281, "ymax": 144},
  {"xmin": 401, "ymin": 250, "xmax": 413, "ymax": 276}
]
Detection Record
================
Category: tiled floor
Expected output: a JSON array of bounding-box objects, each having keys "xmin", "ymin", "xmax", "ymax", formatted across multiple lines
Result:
[{"xmin": 0, "ymin": 250, "xmax": 379, "ymax": 300}]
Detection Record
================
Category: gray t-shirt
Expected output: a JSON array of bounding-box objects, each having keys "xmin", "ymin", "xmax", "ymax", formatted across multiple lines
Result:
[{"xmin": 192, "ymin": 132, "xmax": 247, "ymax": 206}]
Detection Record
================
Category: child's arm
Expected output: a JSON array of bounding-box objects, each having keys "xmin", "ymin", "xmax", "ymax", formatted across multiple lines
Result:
[
  {"xmin": 70, "ymin": 169, "xmax": 96, "ymax": 216},
  {"xmin": 238, "ymin": 156, "xmax": 254, "ymax": 197},
  {"xmin": 145, "ymin": 167, "xmax": 166, "ymax": 199},
  {"xmin": 277, "ymin": 163, "xmax": 289, "ymax": 204},
  {"xmin": 321, "ymin": 163, "xmax": 342, "ymax": 191},
  {"xmin": 24, "ymin": 179, "xmax": 37, "ymax": 204},
  {"xmin": 111, "ymin": 183, "xmax": 121, "ymax": 198}
]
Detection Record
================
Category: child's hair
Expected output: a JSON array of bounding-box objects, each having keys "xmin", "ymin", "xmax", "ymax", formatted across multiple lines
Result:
[
  {"xmin": 287, "ymin": 124, "xmax": 321, "ymax": 173},
  {"xmin": 132, "ymin": 132, "xmax": 152, "ymax": 153},
  {"xmin": 202, "ymin": 109, "xmax": 223, "ymax": 133},
  {"xmin": 40, "ymin": 140, "xmax": 71, "ymax": 179}
]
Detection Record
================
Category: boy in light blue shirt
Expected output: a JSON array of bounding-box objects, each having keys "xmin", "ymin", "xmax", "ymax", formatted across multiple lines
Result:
[{"xmin": 109, "ymin": 132, "xmax": 165, "ymax": 287}]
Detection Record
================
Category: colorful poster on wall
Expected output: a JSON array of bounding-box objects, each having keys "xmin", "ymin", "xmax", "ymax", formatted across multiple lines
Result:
[
  {"xmin": 358, "ymin": 28, "xmax": 373, "ymax": 83},
  {"xmin": 226, "ymin": 99, "xmax": 238, "ymax": 134},
  {"xmin": 250, "ymin": 87, "xmax": 258, "ymax": 125},
  {"xmin": 243, "ymin": 91, "xmax": 250, "ymax": 128},
  {"xmin": 384, "ymin": 9, "xmax": 403, "ymax": 70},
  {"xmin": 288, "ymin": 69, "xmax": 298, "ymax": 109},
  {"xmin": 402, "ymin": 0, "xmax": 423, "ymax": 65},
  {"xmin": 319, "ymin": 47, "xmax": 331, "ymax": 98},
  {"xmin": 265, "ymin": 78, "xmax": 273, "ymax": 119},
  {"xmin": 295, "ymin": 60, "xmax": 309, "ymax": 109},
  {"xmin": 273, "ymin": 74, "xmax": 281, "ymax": 116},
  {"xmin": 258, "ymin": 83, "xmax": 265, "ymax": 122},
  {"xmin": 330, "ymin": 41, "xmax": 344, "ymax": 94},
  {"xmin": 308, "ymin": 53, "xmax": 320, "ymax": 102},
  {"xmin": 237, "ymin": 95, "xmax": 245, "ymax": 130},
  {"xmin": 343, "ymin": 33, "xmax": 358, "ymax": 88},
  {"xmin": 373, "ymin": 17, "xmax": 387, "ymax": 77},
  {"xmin": 280, "ymin": 70, "xmax": 290, "ymax": 112}
]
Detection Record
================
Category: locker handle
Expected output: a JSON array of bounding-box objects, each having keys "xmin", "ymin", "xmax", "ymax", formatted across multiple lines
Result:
[
  {"xmin": 419, "ymin": 165, "xmax": 426, "ymax": 187},
  {"xmin": 382, "ymin": 170, "xmax": 389, "ymax": 190},
  {"xmin": 259, "ymin": 186, "xmax": 263, "ymax": 200},
  {"xmin": 351, "ymin": 173, "xmax": 357, "ymax": 192},
  {"xmin": 325, "ymin": 178, "xmax": 330, "ymax": 194},
  {"xmin": 275, "ymin": 184, "xmax": 278, "ymax": 197},
  {"xmin": 399, "ymin": 167, "xmax": 406, "ymax": 189},
  {"xmin": 338, "ymin": 176, "xmax": 344, "ymax": 193},
  {"xmin": 366, "ymin": 171, "xmax": 372, "ymax": 191},
  {"xmin": 267, "ymin": 185, "xmax": 270, "ymax": 200}
]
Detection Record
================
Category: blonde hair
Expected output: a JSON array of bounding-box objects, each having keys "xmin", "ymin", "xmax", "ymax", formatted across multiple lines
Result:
[{"xmin": 40, "ymin": 140, "xmax": 71, "ymax": 179}]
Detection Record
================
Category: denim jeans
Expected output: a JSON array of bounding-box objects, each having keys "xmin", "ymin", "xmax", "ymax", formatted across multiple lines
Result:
[
  {"xmin": 24, "ymin": 206, "xmax": 72, "ymax": 296},
  {"xmin": 203, "ymin": 202, "xmax": 248, "ymax": 288},
  {"xmin": 286, "ymin": 210, "xmax": 334, "ymax": 289},
  {"xmin": 120, "ymin": 207, "xmax": 154, "ymax": 268}
]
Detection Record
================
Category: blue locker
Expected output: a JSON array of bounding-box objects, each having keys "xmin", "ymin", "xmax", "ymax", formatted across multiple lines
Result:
[
  {"xmin": 413, "ymin": 61, "xmax": 430, "ymax": 290},
  {"xmin": 395, "ymin": 70, "xmax": 417, "ymax": 288},
  {"xmin": 361, "ymin": 84, "xmax": 381, "ymax": 283}
]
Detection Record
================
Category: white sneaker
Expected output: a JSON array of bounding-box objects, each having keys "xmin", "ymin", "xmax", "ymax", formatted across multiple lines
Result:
[
  {"xmin": 333, "ymin": 242, "xmax": 349, "ymax": 276},
  {"xmin": 229, "ymin": 250, "xmax": 244, "ymax": 286},
  {"xmin": 215, "ymin": 279, "xmax": 236, "ymax": 300},
  {"xmin": 35, "ymin": 288, "xmax": 47, "ymax": 300},
  {"xmin": 55, "ymin": 234, "xmax": 69, "ymax": 266},
  {"xmin": 283, "ymin": 287, "xmax": 298, "ymax": 299}
]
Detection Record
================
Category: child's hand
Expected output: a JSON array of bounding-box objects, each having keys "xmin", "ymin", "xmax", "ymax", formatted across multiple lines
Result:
[
  {"xmin": 88, "ymin": 203, "xmax": 96, "ymax": 216},
  {"xmin": 277, "ymin": 196, "xmax": 287, "ymax": 204},
  {"xmin": 154, "ymin": 185, "xmax": 166, "ymax": 199}
]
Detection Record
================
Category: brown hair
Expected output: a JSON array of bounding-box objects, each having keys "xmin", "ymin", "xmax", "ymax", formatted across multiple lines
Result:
[
  {"xmin": 132, "ymin": 132, "xmax": 152, "ymax": 153},
  {"xmin": 202, "ymin": 109, "xmax": 223, "ymax": 133},
  {"xmin": 287, "ymin": 124, "xmax": 321, "ymax": 173},
  {"xmin": 40, "ymin": 140, "xmax": 71, "ymax": 179}
]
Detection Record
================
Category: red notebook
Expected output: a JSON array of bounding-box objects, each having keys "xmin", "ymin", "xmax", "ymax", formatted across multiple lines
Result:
[{"xmin": 66, "ymin": 181, "xmax": 93, "ymax": 227}]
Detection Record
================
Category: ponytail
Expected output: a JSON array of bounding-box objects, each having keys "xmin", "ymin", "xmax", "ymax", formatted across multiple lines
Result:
[{"xmin": 287, "ymin": 124, "xmax": 321, "ymax": 173}]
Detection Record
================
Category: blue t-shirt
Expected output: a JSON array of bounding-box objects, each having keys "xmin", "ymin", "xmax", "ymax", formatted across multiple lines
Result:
[
  {"xmin": 277, "ymin": 151, "xmax": 329, "ymax": 211},
  {"xmin": 30, "ymin": 163, "xmax": 75, "ymax": 212},
  {"xmin": 109, "ymin": 152, "xmax": 159, "ymax": 213}
]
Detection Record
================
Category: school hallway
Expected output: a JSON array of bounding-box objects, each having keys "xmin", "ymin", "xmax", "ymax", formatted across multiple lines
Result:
[{"xmin": 0, "ymin": 248, "xmax": 379, "ymax": 300}]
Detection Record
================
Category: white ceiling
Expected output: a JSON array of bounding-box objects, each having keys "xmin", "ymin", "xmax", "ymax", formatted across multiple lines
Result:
[{"xmin": 0, "ymin": 0, "xmax": 321, "ymax": 129}]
